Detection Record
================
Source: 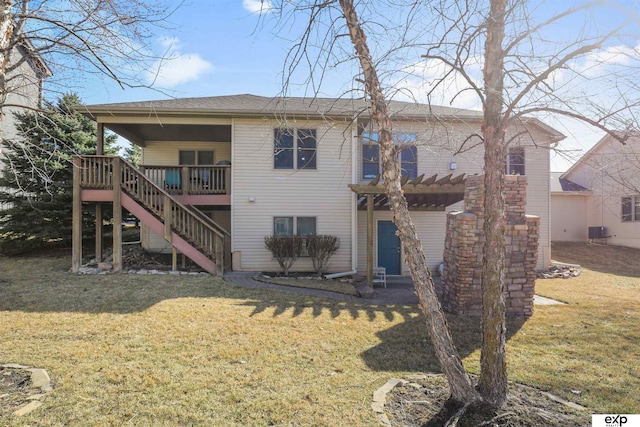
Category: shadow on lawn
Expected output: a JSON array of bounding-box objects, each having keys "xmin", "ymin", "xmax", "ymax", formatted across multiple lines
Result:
[
  {"xmin": 360, "ymin": 314, "xmax": 527, "ymax": 373},
  {"xmin": 237, "ymin": 295, "xmax": 417, "ymax": 322},
  {"xmin": 0, "ymin": 255, "xmax": 417, "ymax": 322}
]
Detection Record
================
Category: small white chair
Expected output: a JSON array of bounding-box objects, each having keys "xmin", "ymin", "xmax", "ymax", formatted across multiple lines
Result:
[{"xmin": 372, "ymin": 266, "xmax": 386, "ymax": 288}]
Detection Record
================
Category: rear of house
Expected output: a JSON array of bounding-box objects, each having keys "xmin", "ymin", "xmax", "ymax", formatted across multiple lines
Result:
[
  {"xmin": 555, "ymin": 133, "xmax": 640, "ymax": 249},
  {"xmin": 76, "ymin": 94, "xmax": 561, "ymax": 275}
]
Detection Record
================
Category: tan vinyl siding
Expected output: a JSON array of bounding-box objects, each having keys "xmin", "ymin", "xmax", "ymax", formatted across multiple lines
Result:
[
  {"xmin": 232, "ymin": 118, "xmax": 354, "ymax": 272},
  {"xmin": 523, "ymin": 142, "xmax": 551, "ymax": 269},
  {"xmin": 565, "ymin": 137, "xmax": 640, "ymax": 249},
  {"xmin": 357, "ymin": 122, "xmax": 483, "ymax": 183},
  {"xmin": 142, "ymin": 141, "xmax": 231, "ymax": 166},
  {"xmin": 356, "ymin": 210, "xmax": 448, "ymax": 274},
  {"xmin": 140, "ymin": 141, "xmax": 231, "ymax": 252},
  {"xmin": 551, "ymin": 194, "xmax": 589, "ymax": 241},
  {"xmin": 356, "ymin": 121, "xmax": 552, "ymax": 270}
]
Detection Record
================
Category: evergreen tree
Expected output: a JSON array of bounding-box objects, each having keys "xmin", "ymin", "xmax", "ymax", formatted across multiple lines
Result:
[
  {"xmin": 124, "ymin": 142, "xmax": 142, "ymax": 167},
  {"xmin": 0, "ymin": 93, "xmax": 117, "ymax": 253}
]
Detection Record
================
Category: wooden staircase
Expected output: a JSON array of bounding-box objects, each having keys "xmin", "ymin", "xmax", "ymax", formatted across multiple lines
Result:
[{"xmin": 72, "ymin": 156, "xmax": 229, "ymax": 275}]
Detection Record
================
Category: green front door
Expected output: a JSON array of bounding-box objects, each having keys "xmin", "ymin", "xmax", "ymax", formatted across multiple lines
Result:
[{"xmin": 378, "ymin": 221, "xmax": 401, "ymax": 275}]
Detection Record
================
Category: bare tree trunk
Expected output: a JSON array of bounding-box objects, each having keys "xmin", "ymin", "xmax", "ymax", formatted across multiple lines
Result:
[
  {"xmin": 478, "ymin": 0, "xmax": 508, "ymax": 408},
  {"xmin": 338, "ymin": 0, "xmax": 480, "ymax": 405},
  {"xmin": 0, "ymin": 0, "xmax": 14, "ymax": 120}
]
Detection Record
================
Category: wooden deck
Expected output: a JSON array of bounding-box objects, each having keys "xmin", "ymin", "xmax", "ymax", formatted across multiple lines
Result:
[{"xmin": 72, "ymin": 156, "xmax": 230, "ymax": 275}]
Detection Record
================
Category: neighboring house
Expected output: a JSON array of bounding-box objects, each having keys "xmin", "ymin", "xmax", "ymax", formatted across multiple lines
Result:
[
  {"xmin": 1, "ymin": 37, "xmax": 51, "ymax": 144},
  {"xmin": 74, "ymin": 94, "xmax": 563, "ymax": 275},
  {"xmin": 550, "ymin": 171, "xmax": 590, "ymax": 241},
  {"xmin": 554, "ymin": 133, "xmax": 640, "ymax": 248},
  {"xmin": 0, "ymin": 37, "xmax": 52, "ymax": 210}
]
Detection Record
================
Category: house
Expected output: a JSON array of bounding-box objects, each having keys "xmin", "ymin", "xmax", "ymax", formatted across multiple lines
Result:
[
  {"xmin": 553, "ymin": 133, "xmax": 640, "ymax": 248},
  {"xmin": 73, "ymin": 94, "xmax": 563, "ymax": 277},
  {"xmin": 550, "ymin": 172, "xmax": 590, "ymax": 242},
  {"xmin": 1, "ymin": 37, "xmax": 51, "ymax": 143},
  {"xmin": 0, "ymin": 36, "xmax": 52, "ymax": 210}
]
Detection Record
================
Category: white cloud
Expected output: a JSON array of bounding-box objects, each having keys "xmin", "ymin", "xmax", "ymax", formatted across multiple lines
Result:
[
  {"xmin": 242, "ymin": 0, "xmax": 273, "ymax": 14},
  {"xmin": 145, "ymin": 38, "xmax": 214, "ymax": 87},
  {"xmin": 393, "ymin": 58, "xmax": 483, "ymax": 111},
  {"xmin": 577, "ymin": 43, "xmax": 640, "ymax": 76}
]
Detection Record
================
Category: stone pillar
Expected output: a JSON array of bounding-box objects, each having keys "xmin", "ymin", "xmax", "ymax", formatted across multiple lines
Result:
[{"xmin": 441, "ymin": 175, "xmax": 539, "ymax": 316}]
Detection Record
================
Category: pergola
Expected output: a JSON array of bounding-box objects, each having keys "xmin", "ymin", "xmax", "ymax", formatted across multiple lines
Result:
[{"xmin": 348, "ymin": 173, "xmax": 468, "ymax": 286}]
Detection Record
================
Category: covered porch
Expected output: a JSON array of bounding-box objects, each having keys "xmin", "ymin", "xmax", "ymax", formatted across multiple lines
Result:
[{"xmin": 349, "ymin": 173, "xmax": 467, "ymax": 286}]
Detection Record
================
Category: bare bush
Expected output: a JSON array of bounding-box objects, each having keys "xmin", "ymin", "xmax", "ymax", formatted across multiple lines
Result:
[
  {"xmin": 264, "ymin": 235, "xmax": 302, "ymax": 275},
  {"xmin": 307, "ymin": 235, "xmax": 339, "ymax": 276}
]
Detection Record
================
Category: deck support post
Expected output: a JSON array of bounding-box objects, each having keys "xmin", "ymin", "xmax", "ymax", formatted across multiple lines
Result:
[
  {"xmin": 72, "ymin": 157, "xmax": 82, "ymax": 272},
  {"xmin": 95, "ymin": 204, "xmax": 103, "ymax": 262},
  {"xmin": 112, "ymin": 159, "xmax": 122, "ymax": 272},
  {"xmin": 172, "ymin": 247, "xmax": 178, "ymax": 271},
  {"xmin": 96, "ymin": 123, "xmax": 104, "ymax": 155},
  {"xmin": 367, "ymin": 193, "xmax": 373, "ymax": 287}
]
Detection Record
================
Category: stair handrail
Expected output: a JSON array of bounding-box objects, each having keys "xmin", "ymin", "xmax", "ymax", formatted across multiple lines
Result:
[{"xmin": 77, "ymin": 155, "xmax": 226, "ymax": 267}]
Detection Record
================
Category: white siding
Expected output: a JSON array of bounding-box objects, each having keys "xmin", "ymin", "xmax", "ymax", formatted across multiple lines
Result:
[
  {"xmin": 551, "ymin": 194, "xmax": 589, "ymax": 241},
  {"xmin": 137, "ymin": 117, "xmax": 555, "ymax": 271},
  {"xmin": 357, "ymin": 121, "xmax": 553, "ymax": 270},
  {"xmin": 356, "ymin": 210, "xmax": 448, "ymax": 274},
  {"xmin": 142, "ymin": 141, "xmax": 231, "ymax": 166},
  {"xmin": 0, "ymin": 46, "xmax": 42, "ymax": 171},
  {"xmin": 231, "ymin": 118, "xmax": 354, "ymax": 272},
  {"xmin": 563, "ymin": 136, "xmax": 640, "ymax": 249},
  {"xmin": 140, "ymin": 141, "xmax": 231, "ymax": 252}
]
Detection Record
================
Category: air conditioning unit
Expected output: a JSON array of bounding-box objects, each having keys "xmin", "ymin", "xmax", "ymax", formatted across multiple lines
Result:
[{"xmin": 588, "ymin": 226, "xmax": 607, "ymax": 239}]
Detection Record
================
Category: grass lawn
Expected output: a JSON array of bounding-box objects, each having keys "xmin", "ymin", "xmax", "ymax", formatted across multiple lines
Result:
[{"xmin": 0, "ymin": 242, "xmax": 639, "ymax": 425}]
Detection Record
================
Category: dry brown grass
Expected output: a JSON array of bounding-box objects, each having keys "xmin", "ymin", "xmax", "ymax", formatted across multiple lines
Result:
[
  {"xmin": 0, "ymin": 242, "xmax": 638, "ymax": 425},
  {"xmin": 256, "ymin": 275, "xmax": 360, "ymax": 296}
]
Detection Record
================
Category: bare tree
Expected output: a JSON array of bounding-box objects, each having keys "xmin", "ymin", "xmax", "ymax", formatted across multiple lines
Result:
[
  {"xmin": 0, "ymin": 0, "xmax": 178, "ymax": 188},
  {"xmin": 267, "ymin": 0, "xmax": 640, "ymax": 415},
  {"xmin": 422, "ymin": 0, "xmax": 639, "ymax": 407},
  {"xmin": 1, "ymin": 0, "xmax": 177, "ymax": 117}
]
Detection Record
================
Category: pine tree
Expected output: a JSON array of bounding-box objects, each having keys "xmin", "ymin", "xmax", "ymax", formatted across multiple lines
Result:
[
  {"xmin": 0, "ymin": 93, "xmax": 117, "ymax": 253},
  {"xmin": 124, "ymin": 143, "xmax": 142, "ymax": 167}
]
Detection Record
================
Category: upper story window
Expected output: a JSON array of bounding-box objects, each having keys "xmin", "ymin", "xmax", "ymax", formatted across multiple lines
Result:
[
  {"xmin": 362, "ymin": 133, "xmax": 418, "ymax": 179},
  {"xmin": 179, "ymin": 150, "xmax": 214, "ymax": 165},
  {"xmin": 506, "ymin": 147, "xmax": 525, "ymax": 175},
  {"xmin": 274, "ymin": 128, "xmax": 317, "ymax": 170},
  {"xmin": 622, "ymin": 196, "xmax": 640, "ymax": 222}
]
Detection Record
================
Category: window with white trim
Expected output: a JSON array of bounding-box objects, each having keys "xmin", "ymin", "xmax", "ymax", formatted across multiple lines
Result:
[
  {"xmin": 273, "ymin": 216, "xmax": 317, "ymax": 256},
  {"xmin": 506, "ymin": 147, "xmax": 525, "ymax": 175},
  {"xmin": 179, "ymin": 150, "xmax": 214, "ymax": 165},
  {"xmin": 622, "ymin": 196, "xmax": 640, "ymax": 222},
  {"xmin": 361, "ymin": 133, "xmax": 418, "ymax": 179},
  {"xmin": 274, "ymin": 128, "xmax": 317, "ymax": 169}
]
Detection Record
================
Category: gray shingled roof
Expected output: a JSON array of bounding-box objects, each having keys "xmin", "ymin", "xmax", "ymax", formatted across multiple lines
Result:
[
  {"xmin": 79, "ymin": 94, "xmax": 565, "ymax": 141},
  {"xmin": 79, "ymin": 93, "xmax": 484, "ymax": 120},
  {"xmin": 550, "ymin": 172, "xmax": 589, "ymax": 192}
]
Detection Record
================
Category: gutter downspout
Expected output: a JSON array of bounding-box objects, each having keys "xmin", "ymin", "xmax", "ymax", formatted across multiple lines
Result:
[{"xmin": 351, "ymin": 117, "xmax": 358, "ymax": 272}]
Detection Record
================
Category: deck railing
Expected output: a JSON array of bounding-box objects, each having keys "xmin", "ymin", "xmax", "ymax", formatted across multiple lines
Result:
[
  {"xmin": 76, "ymin": 155, "xmax": 229, "ymax": 273},
  {"xmin": 142, "ymin": 165, "xmax": 230, "ymax": 195}
]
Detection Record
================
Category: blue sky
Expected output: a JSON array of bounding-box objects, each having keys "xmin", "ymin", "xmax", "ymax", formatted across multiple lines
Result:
[
  {"xmin": 74, "ymin": 0, "xmax": 639, "ymax": 172},
  {"xmin": 81, "ymin": 0, "xmax": 292, "ymax": 104}
]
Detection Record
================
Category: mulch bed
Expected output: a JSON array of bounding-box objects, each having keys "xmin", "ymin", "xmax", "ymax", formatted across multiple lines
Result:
[
  {"xmin": 0, "ymin": 366, "xmax": 33, "ymax": 417},
  {"xmin": 384, "ymin": 375, "xmax": 591, "ymax": 426}
]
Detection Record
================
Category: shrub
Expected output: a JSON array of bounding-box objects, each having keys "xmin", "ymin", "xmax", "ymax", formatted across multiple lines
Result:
[
  {"xmin": 307, "ymin": 235, "xmax": 340, "ymax": 276},
  {"xmin": 264, "ymin": 235, "xmax": 302, "ymax": 275}
]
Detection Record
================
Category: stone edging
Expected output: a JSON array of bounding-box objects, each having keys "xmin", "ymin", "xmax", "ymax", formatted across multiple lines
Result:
[
  {"xmin": 371, "ymin": 374, "xmax": 588, "ymax": 426},
  {"xmin": 2, "ymin": 364, "xmax": 53, "ymax": 417},
  {"xmin": 74, "ymin": 266, "xmax": 210, "ymax": 276},
  {"xmin": 371, "ymin": 378, "xmax": 407, "ymax": 426}
]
